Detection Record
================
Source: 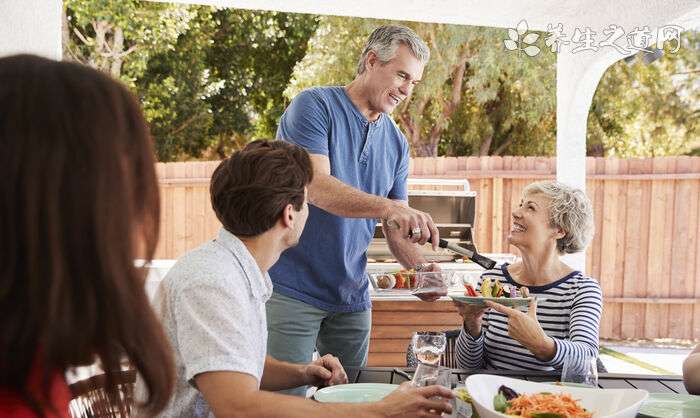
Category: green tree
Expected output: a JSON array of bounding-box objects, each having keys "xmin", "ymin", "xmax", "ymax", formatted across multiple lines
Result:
[
  {"xmin": 63, "ymin": 0, "xmax": 195, "ymax": 83},
  {"xmin": 588, "ymin": 30, "xmax": 700, "ymax": 157},
  {"xmin": 64, "ymin": 2, "xmax": 318, "ymax": 161},
  {"xmin": 287, "ymin": 17, "xmax": 557, "ymax": 157},
  {"xmin": 135, "ymin": 8, "xmax": 216, "ymax": 161},
  {"xmin": 205, "ymin": 9, "xmax": 319, "ymax": 157}
]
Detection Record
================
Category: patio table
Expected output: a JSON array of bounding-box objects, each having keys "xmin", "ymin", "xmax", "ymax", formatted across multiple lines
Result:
[{"xmin": 346, "ymin": 365, "xmax": 688, "ymax": 394}]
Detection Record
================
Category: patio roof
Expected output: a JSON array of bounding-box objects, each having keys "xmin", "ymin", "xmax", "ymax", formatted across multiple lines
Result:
[{"xmin": 151, "ymin": 1, "xmax": 700, "ymax": 32}]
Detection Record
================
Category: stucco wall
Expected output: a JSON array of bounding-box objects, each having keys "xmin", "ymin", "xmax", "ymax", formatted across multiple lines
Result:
[{"xmin": 0, "ymin": 0, "xmax": 62, "ymax": 59}]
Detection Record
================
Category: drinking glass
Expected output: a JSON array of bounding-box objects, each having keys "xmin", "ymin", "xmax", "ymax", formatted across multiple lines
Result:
[
  {"xmin": 412, "ymin": 364, "xmax": 452, "ymax": 387},
  {"xmin": 561, "ymin": 354, "xmax": 599, "ymax": 387},
  {"xmin": 411, "ymin": 331, "xmax": 447, "ymax": 366}
]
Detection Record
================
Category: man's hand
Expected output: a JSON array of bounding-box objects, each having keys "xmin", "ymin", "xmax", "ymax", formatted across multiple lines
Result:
[
  {"xmin": 301, "ymin": 354, "xmax": 348, "ymax": 388},
  {"xmin": 485, "ymin": 298, "xmax": 556, "ymax": 360},
  {"xmin": 384, "ymin": 201, "xmax": 439, "ymax": 250},
  {"xmin": 372, "ymin": 382, "xmax": 454, "ymax": 418}
]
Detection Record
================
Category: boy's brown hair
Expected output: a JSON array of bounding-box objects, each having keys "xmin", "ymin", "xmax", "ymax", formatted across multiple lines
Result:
[{"xmin": 210, "ymin": 140, "xmax": 313, "ymax": 236}]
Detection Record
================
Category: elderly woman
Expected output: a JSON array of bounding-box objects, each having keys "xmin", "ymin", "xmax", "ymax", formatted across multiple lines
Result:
[{"xmin": 454, "ymin": 181, "xmax": 602, "ymax": 371}]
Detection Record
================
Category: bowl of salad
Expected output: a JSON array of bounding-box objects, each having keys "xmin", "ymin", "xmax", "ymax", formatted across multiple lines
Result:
[{"xmin": 465, "ymin": 374, "xmax": 648, "ymax": 418}]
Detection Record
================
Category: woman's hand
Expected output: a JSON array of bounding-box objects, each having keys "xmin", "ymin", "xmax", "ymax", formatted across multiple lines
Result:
[
  {"xmin": 484, "ymin": 298, "xmax": 556, "ymax": 361},
  {"xmin": 453, "ymin": 301, "xmax": 489, "ymax": 338}
]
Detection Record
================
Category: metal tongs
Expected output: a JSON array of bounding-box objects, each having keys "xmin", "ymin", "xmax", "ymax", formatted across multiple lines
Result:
[
  {"xmin": 385, "ymin": 219, "xmax": 497, "ymax": 269},
  {"xmin": 408, "ymin": 228, "xmax": 496, "ymax": 270},
  {"xmin": 430, "ymin": 237, "xmax": 496, "ymax": 270}
]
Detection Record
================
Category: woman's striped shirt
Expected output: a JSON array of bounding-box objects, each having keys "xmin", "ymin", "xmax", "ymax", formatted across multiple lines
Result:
[{"xmin": 455, "ymin": 263, "xmax": 603, "ymax": 371}]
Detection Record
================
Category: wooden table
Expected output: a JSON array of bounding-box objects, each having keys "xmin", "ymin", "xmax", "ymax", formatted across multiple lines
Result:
[{"xmin": 347, "ymin": 367, "xmax": 689, "ymax": 394}]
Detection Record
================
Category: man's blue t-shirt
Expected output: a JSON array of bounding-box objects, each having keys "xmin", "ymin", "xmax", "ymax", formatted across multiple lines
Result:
[{"xmin": 270, "ymin": 86, "xmax": 409, "ymax": 312}]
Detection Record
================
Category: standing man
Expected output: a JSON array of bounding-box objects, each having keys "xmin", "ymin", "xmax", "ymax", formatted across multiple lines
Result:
[{"xmin": 268, "ymin": 25, "xmax": 443, "ymax": 395}]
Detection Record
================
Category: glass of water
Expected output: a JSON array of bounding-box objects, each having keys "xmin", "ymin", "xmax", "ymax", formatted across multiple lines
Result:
[
  {"xmin": 561, "ymin": 354, "xmax": 599, "ymax": 387},
  {"xmin": 412, "ymin": 331, "xmax": 447, "ymax": 365}
]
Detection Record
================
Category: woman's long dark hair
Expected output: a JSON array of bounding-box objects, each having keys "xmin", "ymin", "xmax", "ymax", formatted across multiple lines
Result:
[{"xmin": 0, "ymin": 55, "xmax": 174, "ymax": 415}]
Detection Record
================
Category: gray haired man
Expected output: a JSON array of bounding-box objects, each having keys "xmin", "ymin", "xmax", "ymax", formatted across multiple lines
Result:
[{"xmin": 268, "ymin": 25, "xmax": 446, "ymax": 396}]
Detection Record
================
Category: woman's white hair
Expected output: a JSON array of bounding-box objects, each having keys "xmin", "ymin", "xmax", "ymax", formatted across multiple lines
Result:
[
  {"xmin": 356, "ymin": 25, "xmax": 430, "ymax": 75},
  {"xmin": 523, "ymin": 181, "xmax": 594, "ymax": 254}
]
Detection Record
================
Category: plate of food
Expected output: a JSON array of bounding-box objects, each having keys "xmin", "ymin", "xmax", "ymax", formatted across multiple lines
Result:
[
  {"xmin": 368, "ymin": 270, "xmax": 455, "ymax": 294},
  {"xmin": 448, "ymin": 277, "xmax": 537, "ymax": 307},
  {"xmin": 465, "ymin": 374, "xmax": 648, "ymax": 418},
  {"xmin": 313, "ymin": 383, "xmax": 398, "ymax": 403}
]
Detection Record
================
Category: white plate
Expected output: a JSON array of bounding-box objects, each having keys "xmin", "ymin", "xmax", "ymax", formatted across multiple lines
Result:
[
  {"xmin": 465, "ymin": 374, "xmax": 648, "ymax": 418},
  {"xmin": 313, "ymin": 383, "xmax": 398, "ymax": 403},
  {"xmin": 448, "ymin": 292, "xmax": 536, "ymax": 307}
]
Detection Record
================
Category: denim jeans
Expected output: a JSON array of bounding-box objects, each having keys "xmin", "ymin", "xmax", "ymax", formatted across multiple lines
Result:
[{"xmin": 265, "ymin": 291, "xmax": 371, "ymax": 396}]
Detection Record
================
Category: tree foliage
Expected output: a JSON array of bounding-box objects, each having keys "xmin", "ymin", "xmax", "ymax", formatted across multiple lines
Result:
[
  {"xmin": 204, "ymin": 9, "xmax": 319, "ymax": 158},
  {"xmin": 588, "ymin": 31, "xmax": 700, "ymax": 157},
  {"xmin": 63, "ymin": 1, "xmax": 317, "ymax": 161},
  {"xmin": 63, "ymin": 0, "xmax": 194, "ymax": 83},
  {"xmin": 63, "ymin": 1, "xmax": 697, "ymax": 160},
  {"xmin": 287, "ymin": 17, "xmax": 557, "ymax": 157}
]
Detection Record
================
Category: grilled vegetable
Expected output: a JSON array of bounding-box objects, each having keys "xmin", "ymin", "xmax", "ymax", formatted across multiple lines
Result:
[
  {"xmin": 463, "ymin": 283, "xmax": 478, "ymax": 297},
  {"xmin": 502, "ymin": 284, "xmax": 510, "ymax": 298},
  {"xmin": 480, "ymin": 277, "xmax": 492, "ymax": 297},
  {"xmin": 498, "ymin": 385, "xmax": 519, "ymax": 400},
  {"xmin": 492, "ymin": 280, "xmax": 504, "ymax": 297},
  {"xmin": 394, "ymin": 272, "xmax": 406, "ymax": 289},
  {"xmin": 407, "ymin": 273, "xmax": 416, "ymax": 289}
]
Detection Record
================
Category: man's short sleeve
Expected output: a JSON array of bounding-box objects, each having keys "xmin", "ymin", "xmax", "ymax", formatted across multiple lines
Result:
[
  {"xmin": 388, "ymin": 140, "xmax": 409, "ymax": 200},
  {"xmin": 276, "ymin": 89, "xmax": 330, "ymax": 156},
  {"xmin": 171, "ymin": 278, "xmax": 260, "ymax": 384}
]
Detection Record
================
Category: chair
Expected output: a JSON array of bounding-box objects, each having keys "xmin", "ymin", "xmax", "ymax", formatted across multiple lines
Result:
[
  {"xmin": 406, "ymin": 329, "xmax": 461, "ymax": 368},
  {"xmin": 68, "ymin": 369, "xmax": 136, "ymax": 418}
]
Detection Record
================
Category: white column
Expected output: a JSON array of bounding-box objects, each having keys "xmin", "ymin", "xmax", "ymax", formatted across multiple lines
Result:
[
  {"xmin": 0, "ymin": 0, "xmax": 63, "ymax": 59},
  {"xmin": 555, "ymin": 51, "xmax": 613, "ymax": 272}
]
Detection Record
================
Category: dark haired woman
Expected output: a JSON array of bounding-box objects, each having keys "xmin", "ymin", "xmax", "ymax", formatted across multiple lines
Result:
[{"xmin": 0, "ymin": 55, "xmax": 174, "ymax": 417}]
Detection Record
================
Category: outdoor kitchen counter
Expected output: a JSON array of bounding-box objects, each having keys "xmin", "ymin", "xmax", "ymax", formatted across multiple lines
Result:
[
  {"xmin": 365, "ymin": 256, "xmax": 518, "ymax": 367},
  {"xmin": 368, "ymin": 297, "xmax": 465, "ymax": 366},
  {"xmin": 367, "ymin": 263, "xmax": 484, "ymax": 367}
]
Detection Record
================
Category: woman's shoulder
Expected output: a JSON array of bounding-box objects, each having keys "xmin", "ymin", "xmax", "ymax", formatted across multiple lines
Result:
[
  {"xmin": 569, "ymin": 272, "xmax": 602, "ymax": 287},
  {"xmin": 565, "ymin": 272, "xmax": 603, "ymax": 300}
]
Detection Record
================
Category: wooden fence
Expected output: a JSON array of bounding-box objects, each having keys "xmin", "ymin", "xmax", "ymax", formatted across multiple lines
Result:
[{"xmin": 155, "ymin": 156, "xmax": 700, "ymax": 340}]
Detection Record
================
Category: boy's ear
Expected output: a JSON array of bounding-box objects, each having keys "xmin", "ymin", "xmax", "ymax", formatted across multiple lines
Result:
[{"xmin": 281, "ymin": 203, "xmax": 294, "ymax": 228}]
